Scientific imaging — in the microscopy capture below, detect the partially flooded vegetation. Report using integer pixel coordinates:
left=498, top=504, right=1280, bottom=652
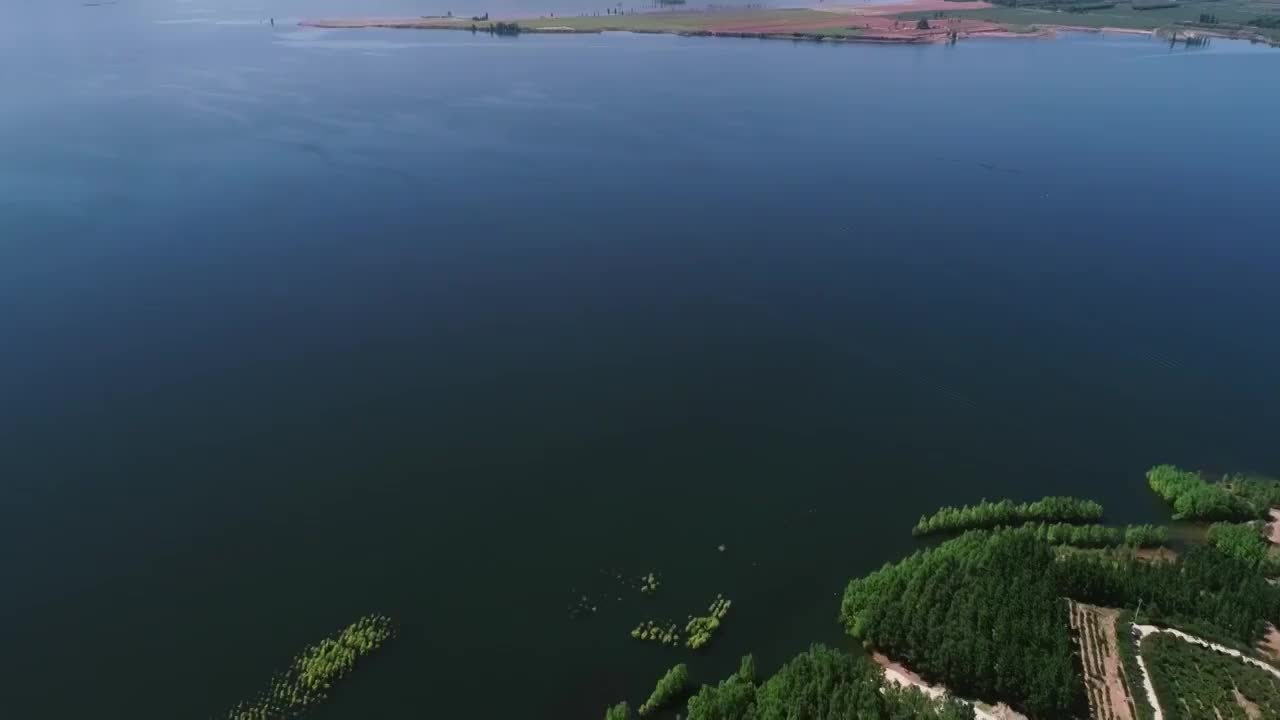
left=912, top=496, right=1104, bottom=536
left=224, top=614, right=395, bottom=720
left=685, top=595, right=731, bottom=650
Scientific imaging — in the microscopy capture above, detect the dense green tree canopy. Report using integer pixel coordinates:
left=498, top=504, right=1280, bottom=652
left=1054, top=542, right=1280, bottom=645
left=1014, top=522, right=1167, bottom=548
left=913, top=496, right=1103, bottom=536
left=1206, top=522, right=1276, bottom=573
left=1144, top=633, right=1280, bottom=720
left=1146, top=464, right=1259, bottom=521
left=683, top=647, right=972, bottom=720
left=639, top=664, right=688, bottom=716
left=842, top=531, right=1083, bottom=718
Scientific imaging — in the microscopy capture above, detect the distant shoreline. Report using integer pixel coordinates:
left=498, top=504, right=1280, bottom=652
left=298, top=7, right=1044, bottom=45
left=298, top=3, right=1279, bottom=47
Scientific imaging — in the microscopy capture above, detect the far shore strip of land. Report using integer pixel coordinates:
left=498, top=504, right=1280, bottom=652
left=299, top=5, right=1044, bottom=45
left=299, top=0, right=1280, bottom=47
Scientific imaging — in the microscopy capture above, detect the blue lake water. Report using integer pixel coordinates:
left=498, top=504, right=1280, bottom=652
left=2, top=1, right=1279, bottom=717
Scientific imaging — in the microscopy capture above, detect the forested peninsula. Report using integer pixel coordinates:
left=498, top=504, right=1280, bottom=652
left=601, top=464, right=1280, bottom=720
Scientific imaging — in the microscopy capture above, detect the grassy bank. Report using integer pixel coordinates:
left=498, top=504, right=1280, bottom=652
left=901, top=0, right=1280, bottom=39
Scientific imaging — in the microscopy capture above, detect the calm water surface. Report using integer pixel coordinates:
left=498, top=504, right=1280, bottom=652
left=2, top=1, right=1279, bottom=717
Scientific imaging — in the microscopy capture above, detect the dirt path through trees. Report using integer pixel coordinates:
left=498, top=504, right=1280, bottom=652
left=872, top=653, right=1026, bottom=720
left=1134, top=625, right=1280, bottom=680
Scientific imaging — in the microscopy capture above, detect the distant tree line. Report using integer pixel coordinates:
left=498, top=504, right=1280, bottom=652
left=912, top=496, right=1104, bottom=536
left=986, top=0, right=1114, bottom=9
left=1248, top=16, right=1280, bottom=28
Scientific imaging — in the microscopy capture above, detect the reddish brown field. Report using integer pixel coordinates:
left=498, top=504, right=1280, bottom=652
left=840, top=0, right=993, bottom=14
left=708, top=13, right=1006, bottom=41
left=1070, top=601, right=1139, bottom=720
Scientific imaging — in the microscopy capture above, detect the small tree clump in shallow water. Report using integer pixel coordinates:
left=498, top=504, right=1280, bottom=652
left=686, top=595, right=731, bottom=650
left=639, top=572, right=660, bottom=594
left=632, top=620, right=681, bottom=646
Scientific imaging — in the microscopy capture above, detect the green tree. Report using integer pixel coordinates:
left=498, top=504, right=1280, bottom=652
left=842, top=531, right=1084, bottom=717
left=639, top=664, right=689, bottom=715
left=1146, top=464, right=1258, bottom=521
left=1205, top=522, right=1275, bottom=573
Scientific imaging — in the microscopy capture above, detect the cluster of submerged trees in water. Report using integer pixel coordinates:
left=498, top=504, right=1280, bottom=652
left=225, top=614, right=394, bottom=720
left=631, top=595, right=733, bottom=650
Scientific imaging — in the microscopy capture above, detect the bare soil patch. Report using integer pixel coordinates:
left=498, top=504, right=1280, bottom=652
left=1233, top=686, right=1262, bottom=720
left=1071, top=601, right=1137, bottom=720
left=1137, top=547, right=1179, bottom=564
left=1256, top=623, right=1280, bottom=665
left=834, top=0, right=993, bottom=14
left=871, top=652, right=1026, bottom=720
